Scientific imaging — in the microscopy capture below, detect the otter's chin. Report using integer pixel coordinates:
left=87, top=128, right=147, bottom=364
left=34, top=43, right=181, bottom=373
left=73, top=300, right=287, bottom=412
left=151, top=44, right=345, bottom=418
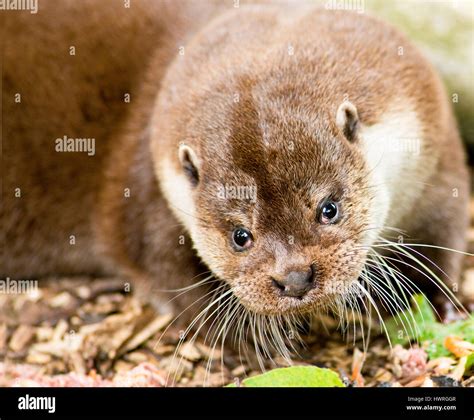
left=232, top=289, right=327, bottom=317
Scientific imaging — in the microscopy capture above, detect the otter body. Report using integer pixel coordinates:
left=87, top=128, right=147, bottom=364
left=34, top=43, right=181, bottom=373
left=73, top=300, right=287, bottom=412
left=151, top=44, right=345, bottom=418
left=2, top=1, right=470, bottom=321
left=2, top=0, right=221, bottom=283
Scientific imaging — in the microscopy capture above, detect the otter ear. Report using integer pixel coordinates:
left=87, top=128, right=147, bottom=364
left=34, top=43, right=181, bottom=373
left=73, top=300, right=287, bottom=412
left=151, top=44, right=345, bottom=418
left=178, top=144, right=200, bottom=186
left=336, top=101, right=359, bottom=142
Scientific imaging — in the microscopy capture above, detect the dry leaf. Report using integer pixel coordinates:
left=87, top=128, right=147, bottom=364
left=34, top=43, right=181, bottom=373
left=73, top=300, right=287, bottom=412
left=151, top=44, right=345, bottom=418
left=444, top=336, right=474, bottom=358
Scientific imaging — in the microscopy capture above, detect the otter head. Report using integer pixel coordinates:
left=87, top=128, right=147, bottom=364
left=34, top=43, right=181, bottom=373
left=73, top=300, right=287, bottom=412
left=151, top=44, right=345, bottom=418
left=153, top=80, right=386, bottom=317
left=151, top=10, right=388, bottom=317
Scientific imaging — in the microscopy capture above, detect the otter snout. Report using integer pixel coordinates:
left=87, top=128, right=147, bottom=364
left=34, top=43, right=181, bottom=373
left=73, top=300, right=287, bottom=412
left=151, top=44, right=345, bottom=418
left=271, top=265, right=315, bottom=298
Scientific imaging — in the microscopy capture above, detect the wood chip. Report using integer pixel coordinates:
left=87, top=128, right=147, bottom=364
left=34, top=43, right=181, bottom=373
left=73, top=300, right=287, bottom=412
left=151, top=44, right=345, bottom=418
left=421, top=378, right=435, bottom=387
left=178, top=342, right=202, bottom=362
left=113, top=363, right=166, bottom=387
left=202, top=372, right=229, bottom=387
left=427, top=357, right=456, bottom=375
left=124, top=350, right=149, bottom=364
left=195, top=342, right=222, bottom=361
left=75, top=285, right=92, bottom=300
left=35, top=326, right=54, bottom=342
left=80, top=294, right=124, bottom=317
left=68, top=351, right=87, bottom=374
left=462, top=376, right=474, bottom=387
left=70, top=316, right=82, bottom=327
left=273, top=356, right=294, bottom=367
left=26, top=351, right=52, bottom=364
left=84, top=322, right=135, bottom=360
left=31, top=340, right=80, bottom=358
left=46, top=360, right=67, bottom=374
left=114, top=359, right=134, bottom=373
left=403, top=374, right=427, bottom=387
left=450, top=356, right=468, bottom=381
left=52, top=319, right=69, bottom=341
left=231, top=365, right=247, bottom=377
left=9, top=325, right=35, bottom=352
left=50, top=292, right=75, bottom=308
left=0, top=323, right=8, bottom=353
left=374, top=368, right=393, bottom=383
left=147, top=343, right=175, bottom=356
left=26, top=288, right=43, bottom=302
left=159, top=356, right=193, bottom=381
left=118, top=314, right=172, bottom=357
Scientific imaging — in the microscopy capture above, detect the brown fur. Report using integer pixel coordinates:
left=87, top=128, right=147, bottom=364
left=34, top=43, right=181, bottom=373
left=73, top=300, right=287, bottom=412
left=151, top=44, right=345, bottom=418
left=2, top=1, right=470, bottom=322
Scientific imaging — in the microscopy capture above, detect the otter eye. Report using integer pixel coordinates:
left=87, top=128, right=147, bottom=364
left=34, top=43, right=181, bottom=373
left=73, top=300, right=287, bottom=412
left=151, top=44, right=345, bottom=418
left=232, top=227, right=254, bottom=251
left=319, top=200, right=339, bottom=224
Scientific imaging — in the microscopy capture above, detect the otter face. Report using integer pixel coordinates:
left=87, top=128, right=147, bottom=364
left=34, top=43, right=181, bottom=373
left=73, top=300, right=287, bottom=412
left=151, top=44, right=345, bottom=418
left=155, top=86, right=383, bottom=316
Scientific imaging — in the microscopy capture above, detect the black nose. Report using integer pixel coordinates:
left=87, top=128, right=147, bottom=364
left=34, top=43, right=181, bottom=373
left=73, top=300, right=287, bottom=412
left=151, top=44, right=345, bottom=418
left=272, top=266, right=315, bottom=298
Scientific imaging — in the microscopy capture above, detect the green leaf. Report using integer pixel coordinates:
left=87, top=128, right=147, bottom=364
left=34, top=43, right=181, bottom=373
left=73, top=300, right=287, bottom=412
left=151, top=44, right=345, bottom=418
left=386, top=294, right=474, bottom=359
left=227, top=366, right=344, bottom=388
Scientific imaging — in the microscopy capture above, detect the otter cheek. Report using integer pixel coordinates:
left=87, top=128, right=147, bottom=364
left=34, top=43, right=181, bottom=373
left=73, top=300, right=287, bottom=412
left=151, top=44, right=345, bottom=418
left=321, top=245, right=366, bottom=297
left=227, top=266, right=274, bottom=314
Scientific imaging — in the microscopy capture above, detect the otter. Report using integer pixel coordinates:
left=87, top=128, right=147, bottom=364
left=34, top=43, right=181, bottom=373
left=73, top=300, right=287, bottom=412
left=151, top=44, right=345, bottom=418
left=2, top=0, right=471, bottom=350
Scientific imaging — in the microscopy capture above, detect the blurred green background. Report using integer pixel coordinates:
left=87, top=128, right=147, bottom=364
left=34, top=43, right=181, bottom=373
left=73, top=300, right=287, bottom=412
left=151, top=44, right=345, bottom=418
left=315, top=0, right=474, bottom=162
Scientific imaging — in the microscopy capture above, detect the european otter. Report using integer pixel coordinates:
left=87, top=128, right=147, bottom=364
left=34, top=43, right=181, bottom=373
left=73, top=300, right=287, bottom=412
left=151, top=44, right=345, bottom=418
left=2, top=1, right=470, bottom=356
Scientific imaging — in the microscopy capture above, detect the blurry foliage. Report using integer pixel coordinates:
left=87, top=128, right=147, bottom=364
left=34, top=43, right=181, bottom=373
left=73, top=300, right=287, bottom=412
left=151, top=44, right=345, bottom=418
left=386, top=294, right=474, bottom=359
left=315, top=0, right=474, bottom=155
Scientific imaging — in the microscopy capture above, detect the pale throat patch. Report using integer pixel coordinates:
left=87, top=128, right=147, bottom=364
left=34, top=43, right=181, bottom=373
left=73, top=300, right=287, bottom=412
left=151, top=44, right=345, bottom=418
left=360, top=100, right=425, bottom=236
